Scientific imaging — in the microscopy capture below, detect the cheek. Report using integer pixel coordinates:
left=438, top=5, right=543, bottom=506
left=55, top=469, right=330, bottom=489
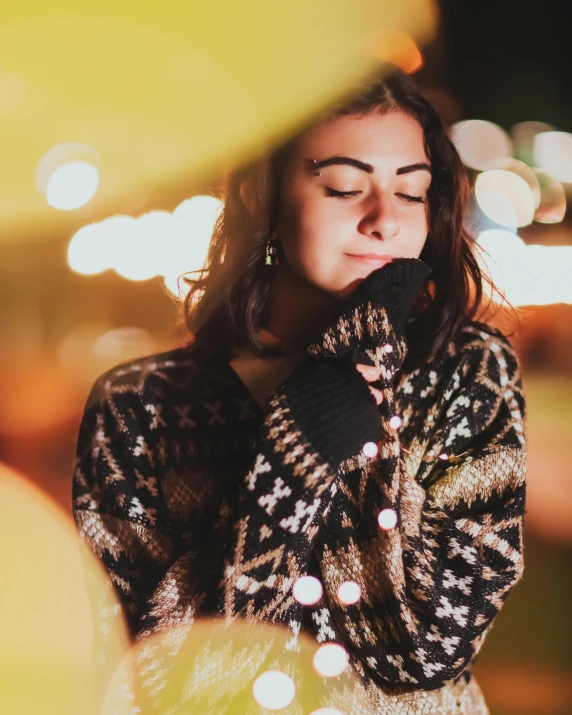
left=279, top=193, right=348, bottom=272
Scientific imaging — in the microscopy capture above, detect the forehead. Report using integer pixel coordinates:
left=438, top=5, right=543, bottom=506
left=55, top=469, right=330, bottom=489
left=292, top=110, right=428, bottom=168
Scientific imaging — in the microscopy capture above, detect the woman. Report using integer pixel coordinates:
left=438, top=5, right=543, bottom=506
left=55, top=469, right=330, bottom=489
left=72, top=64, right=526, bottom=714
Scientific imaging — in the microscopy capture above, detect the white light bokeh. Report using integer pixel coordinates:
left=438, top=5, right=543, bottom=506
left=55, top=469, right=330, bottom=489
left=337, top=581, right=362, bottom=606
left=46, top=161, right=99, bottom=210
left=533, top=168, right=566, bottom=224
left=533, top=131, right=572, bottom=183
left=67, top=223, right=111, bottom=275
left=388, top=415, right=402, bottom=430
left=362, top=441, right=378, bottom=458
left=114, top=211, right=171, bottom=281
left=312, top=643, right=349, bottom=678
left=476, top=229, right=572, bottom=306
left=475, top=169, right=535, bottom=227
left=252, top=670, right=296, bottom=710
left=308, top=709, right=346, bottom=715
left=451, top=120, right=512, bottom=171
left=293, top=575, right=323, bottom=606
left=378, top=508, right=398, bottom=531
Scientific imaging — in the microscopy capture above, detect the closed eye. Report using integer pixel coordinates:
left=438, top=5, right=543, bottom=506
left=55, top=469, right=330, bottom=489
left=325, top=187, right=426, bottom=204
left=325, top=187, right=361, bottom=199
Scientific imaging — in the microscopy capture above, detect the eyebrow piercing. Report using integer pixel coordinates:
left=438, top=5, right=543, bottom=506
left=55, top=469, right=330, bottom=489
left=311, top=158, right=322, bottom=176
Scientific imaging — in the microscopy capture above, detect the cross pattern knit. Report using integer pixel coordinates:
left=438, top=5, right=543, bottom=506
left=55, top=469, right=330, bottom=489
left=72, top=300, right=526, bottom=714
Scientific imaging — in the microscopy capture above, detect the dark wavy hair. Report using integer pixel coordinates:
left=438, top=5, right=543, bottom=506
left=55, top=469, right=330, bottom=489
left=180, top=62, right=517, bottom=373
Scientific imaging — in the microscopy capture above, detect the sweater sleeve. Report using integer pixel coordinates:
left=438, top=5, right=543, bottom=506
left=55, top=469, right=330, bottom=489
left=312, top=331, right=527, bottom=692
left=213, top=258, right=430, bottom=631
left=72, top=371, right=177, bottom=673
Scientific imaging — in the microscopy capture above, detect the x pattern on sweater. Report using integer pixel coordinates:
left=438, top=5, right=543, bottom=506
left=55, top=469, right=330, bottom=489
left=72, top=316, right=526, bottom=715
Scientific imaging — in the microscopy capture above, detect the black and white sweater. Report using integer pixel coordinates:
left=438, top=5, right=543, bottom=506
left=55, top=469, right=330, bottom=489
left=72, top=260, right=526, bottom=715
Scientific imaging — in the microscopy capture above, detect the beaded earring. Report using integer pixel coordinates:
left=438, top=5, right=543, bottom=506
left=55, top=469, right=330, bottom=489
left=265, top=236, right=280, bottom=266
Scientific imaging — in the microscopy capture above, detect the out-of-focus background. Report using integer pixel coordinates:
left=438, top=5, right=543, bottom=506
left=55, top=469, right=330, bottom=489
left=0, top=1, right=571, bottom=714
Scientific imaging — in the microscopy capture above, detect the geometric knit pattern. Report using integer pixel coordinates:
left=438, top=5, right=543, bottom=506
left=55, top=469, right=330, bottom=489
left=72, top=306, right=526, bottom=715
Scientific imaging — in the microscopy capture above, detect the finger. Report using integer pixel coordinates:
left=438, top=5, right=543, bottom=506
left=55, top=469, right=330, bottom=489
left=355, top=363, right=380, bottom=382
left=369, top=386, right=383, bottom=405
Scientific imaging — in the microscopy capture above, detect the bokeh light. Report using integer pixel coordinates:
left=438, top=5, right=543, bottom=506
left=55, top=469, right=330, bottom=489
left=252, top=669, right=296, bottom=710
left=312, top=643, right=349, bottom=678
left=0, top=465, right=130, bottom=715
left=46, top=161, right=99, bottom=210
left=533, top=168, right=566, bottom=223
left=362, top=441, right=379, bottom=458
left=533, top=131, right=572, bottom=183
left=451, top=120, right=512, bottom=171
left=293, top=575, right=323, bottom=606
left=337, top=581, right=362, bottom=606
left=378, top=508, right=398, bottom=531
left=475, top=169, right=536, bottom=227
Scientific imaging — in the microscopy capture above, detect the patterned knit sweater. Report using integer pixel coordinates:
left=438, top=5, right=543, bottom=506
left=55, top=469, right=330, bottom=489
left=72, top=265, right=527, bottom=715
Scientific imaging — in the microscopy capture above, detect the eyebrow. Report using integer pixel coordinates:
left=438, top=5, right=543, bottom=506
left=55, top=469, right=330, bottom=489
left=305, top=156, right=432, bottom=176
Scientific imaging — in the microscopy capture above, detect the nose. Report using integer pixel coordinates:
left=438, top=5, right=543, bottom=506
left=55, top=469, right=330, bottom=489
left=358, top=191, right=400, bottom=240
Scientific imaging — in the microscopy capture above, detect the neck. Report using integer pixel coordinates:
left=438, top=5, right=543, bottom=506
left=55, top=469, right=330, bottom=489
left=262, top=261, right=342, bottom=351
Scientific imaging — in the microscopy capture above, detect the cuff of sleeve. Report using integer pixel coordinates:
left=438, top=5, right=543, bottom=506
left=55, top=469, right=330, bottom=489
left=283, top=358, right=383, bottom=470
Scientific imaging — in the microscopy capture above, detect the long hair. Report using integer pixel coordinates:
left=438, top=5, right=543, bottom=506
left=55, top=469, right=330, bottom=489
left=181, top=62, right=517, bottom=372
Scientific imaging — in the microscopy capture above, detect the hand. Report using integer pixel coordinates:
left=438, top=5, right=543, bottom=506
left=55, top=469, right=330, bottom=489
left=355, top=363, right=383, bottom=405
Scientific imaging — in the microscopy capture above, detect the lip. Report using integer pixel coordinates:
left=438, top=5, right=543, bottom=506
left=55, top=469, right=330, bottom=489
left=345, top=253, right=394, bottom=264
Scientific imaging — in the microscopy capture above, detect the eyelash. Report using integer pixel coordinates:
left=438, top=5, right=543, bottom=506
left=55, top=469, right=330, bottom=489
left=324, top=187, right=426, bottom=203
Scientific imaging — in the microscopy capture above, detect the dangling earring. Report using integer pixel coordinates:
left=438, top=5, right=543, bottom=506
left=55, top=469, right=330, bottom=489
left=265, top=235, right=280, bottom=266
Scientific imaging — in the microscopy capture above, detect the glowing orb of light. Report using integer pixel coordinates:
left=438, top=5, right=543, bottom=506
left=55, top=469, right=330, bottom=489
left=533, top=131, right=572, bottom=183
left=337, top=581, right=362, bottom=606
left=362, top=441, right=378, bottom=458
left=389, top=415, right=402, bottom=429
left=378, top=508, right=398, bottom=531
left=46, top=161, right=99, bottom=210
left=451, top=120, right=512, bottom=171
left=252, top=670, right=296, bottom=710
left=475, top=169, right=535, bottom=227
left=293, top=576, right=323, bottom=606
left=312, top=643, right=349, bottom=678
left=67, top=222, right=110, bottom=275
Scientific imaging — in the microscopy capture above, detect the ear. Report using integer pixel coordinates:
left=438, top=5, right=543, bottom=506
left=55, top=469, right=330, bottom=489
left=239, top=177, right=257, bottom=218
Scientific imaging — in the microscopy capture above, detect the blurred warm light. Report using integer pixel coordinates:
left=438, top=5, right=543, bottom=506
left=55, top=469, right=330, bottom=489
left=511, top=120, right=553, bottom=165
left=93, top=327, right=154, bottom=361
left=35, top=142, right=100, bottom=194
left=309, top=709, right=346, bottom=715
left=368, top=30, right=424, bottom=73
left=389, top=415, right=402, bottom=429
left=533, top=131, right=572, bottom=183
left=533, top=169, right=566, bottom=223
left=46, top=161, right=99, bottom=210
left=475, top=169, right=535, bottom=227
left=476, top=229, right=528, bottom=305
left=451, top=120, right=512, bottom=171
left=293, top=575, right=323, bottom=606
left=362, top=441, right=378, bottom=458
left=476, top=229, right=572, bottom=306
left=69, top=195, right=221, bottom=291
left=0, top=465, right=130, bottom=715
left=163, top=195, right=222, bottom=296
left=252, top=670, right=296, bottom=710
left=67, top=223, right=110, bottom=275
left=0, top=0, right=436, bottom=231
left=487, top=158, right=541, bottom=208
left=313, top=643, right=349, bottom=678
left=337, top=581, right=362, bottom=606
left=378, top=508, right=398, bottom=531
left=112, top=211, right=168, bottom=281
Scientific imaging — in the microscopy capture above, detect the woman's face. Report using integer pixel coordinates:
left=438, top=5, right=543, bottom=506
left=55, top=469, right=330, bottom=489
left=276, top=110, right=432, bottom=298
